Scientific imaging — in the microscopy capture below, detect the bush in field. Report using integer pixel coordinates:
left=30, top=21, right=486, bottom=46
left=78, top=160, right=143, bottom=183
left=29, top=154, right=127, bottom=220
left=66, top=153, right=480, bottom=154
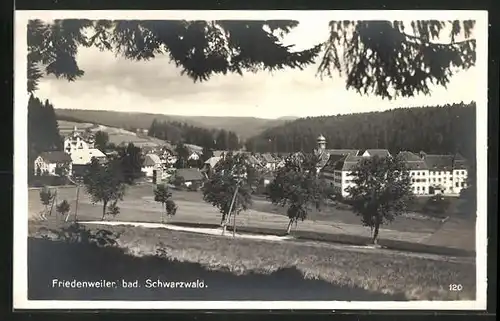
left=39, top=186, right=54, bottom=219
left=56, top=199, right=71, bottom=220
left=267, top=154, right=327, bottom=234
left=154, top=184, right=177, bottom=223
left=347, top=155, right=413, bottom=245
left=172, top=175, right=185, bottom=190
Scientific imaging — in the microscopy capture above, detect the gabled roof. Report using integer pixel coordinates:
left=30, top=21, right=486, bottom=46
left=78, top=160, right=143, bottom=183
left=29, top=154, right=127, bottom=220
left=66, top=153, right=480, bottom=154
left=322, top=154, right=347, bottom=172
left=175, top=168, right=205, bottom=181
left=398, top=151, right=429, bottom=170
left=423, top=155, right=454, bottom=171
left=204, top=156, right=221, bottom=168
left=335, top=155, right=365, bottom=171
left=143, top=154, right=162, bottom=166
left=363, top=149, right=391, bottom=157
left=261, top=153, right=276, bottom=163
left=213, top=150, right=225, bottom=157
left=325, top=149, right=359, bottom=156
left=38, top=151, right=72, bottom=163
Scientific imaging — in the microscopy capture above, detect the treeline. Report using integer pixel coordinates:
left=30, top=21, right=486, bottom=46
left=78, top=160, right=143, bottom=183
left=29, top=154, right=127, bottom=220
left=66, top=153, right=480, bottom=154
left=148, top=119, right=240, bottom=151
left=28, top=95, right=63, bottom=177
left=245, top=102, right=476, bottom=160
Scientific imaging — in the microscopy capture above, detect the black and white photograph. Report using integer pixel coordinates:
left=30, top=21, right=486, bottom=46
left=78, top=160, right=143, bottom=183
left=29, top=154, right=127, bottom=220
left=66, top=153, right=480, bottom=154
left=14, top=10, right=488, bottom=310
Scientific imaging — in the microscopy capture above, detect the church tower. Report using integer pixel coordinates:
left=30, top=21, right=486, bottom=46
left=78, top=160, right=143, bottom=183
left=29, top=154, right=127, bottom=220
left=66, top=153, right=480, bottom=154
left=317, top=134, right=326, bottom=151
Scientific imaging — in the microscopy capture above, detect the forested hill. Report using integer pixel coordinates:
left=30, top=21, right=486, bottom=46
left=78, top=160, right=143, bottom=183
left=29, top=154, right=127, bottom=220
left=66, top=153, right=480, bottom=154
left=245, top=102, right=476, bottom=160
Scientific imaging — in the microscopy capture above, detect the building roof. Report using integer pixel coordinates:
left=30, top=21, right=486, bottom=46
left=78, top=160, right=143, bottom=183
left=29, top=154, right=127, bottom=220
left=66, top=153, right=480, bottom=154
left=261, top=153, right=276, bottom=163
left=321, top=154, right=347, bottom=172
left=175, top=168, right=205, bottom=181
left=317, top=134, right=326, bottom=142
left=204, top=156, right=221, bottom=168
left=423, top=155, right=455, bottom=171
left=325, top=149, right=359, bottom=156
left=213, top=150, right=225, bottom=157
left=70, top=148, right=107, bottom=165
left=398, top=151, right=429, bottom=170
left=39, top=151, right=72, bottom=163
left=184, top=144, right=203, bottom=153
left=335, top=155, right=366, bottom=171
left=143, top=154, right=162, bottom=166
left=363, top=149, right=391, bottom=157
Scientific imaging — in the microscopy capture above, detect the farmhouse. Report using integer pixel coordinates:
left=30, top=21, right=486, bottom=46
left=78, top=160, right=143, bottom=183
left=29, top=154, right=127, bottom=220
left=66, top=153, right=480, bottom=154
left=174, top=168, right=205, bottom=188
left=64, top=126, right=94, bottom=154
left=261, top=153, right=277, bottom=171
left=142, top=153, right=163, bottom=180
left=70, top=148, right=107, bottom=165
left=34, top=151, right=72, bottom=177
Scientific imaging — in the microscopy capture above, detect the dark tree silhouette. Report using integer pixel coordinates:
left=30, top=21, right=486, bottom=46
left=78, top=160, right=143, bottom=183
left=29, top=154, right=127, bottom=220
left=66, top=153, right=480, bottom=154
left=94, top=130, right=109, bottom=151
left=267, top=154, right=327, bottom=234
left=27, top=19, right=475, bottom=99
left=346, top=155, right=413, bottom=245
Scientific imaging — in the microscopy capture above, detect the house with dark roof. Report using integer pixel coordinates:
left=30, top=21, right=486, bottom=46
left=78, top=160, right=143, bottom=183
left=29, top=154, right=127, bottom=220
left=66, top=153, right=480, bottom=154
left=34, top=151, right=73, bottom=177
left=261, top=153, right=278, bottom=171
left=141, top=154, right=163, bottom=181
left=173, top=168, right=206, bottom=189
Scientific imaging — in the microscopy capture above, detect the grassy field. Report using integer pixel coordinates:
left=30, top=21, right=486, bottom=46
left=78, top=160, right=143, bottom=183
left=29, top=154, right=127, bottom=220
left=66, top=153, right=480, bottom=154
left=29, top=220, right=476, bottom=301
left=27, top=184, right=476, bottom=253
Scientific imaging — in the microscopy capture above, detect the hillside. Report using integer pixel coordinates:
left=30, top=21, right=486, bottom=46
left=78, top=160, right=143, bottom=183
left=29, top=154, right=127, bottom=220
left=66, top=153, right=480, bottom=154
left=54, top=109, right=291, bottom=140
left=245, top=102, right=476, bottom=161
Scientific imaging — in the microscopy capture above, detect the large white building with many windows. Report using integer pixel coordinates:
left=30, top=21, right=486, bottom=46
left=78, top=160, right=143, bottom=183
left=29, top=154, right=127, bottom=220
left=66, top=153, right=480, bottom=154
left=317, top=135, right=469, bottom=198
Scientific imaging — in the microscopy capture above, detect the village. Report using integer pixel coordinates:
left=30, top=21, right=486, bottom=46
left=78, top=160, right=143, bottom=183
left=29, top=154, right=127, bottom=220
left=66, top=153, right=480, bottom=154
left=33, top=123, right=470, bottom=199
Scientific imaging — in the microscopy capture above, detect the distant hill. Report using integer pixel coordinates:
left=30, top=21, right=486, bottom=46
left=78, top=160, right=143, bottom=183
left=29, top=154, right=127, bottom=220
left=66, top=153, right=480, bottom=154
left=245, top=102, right=476, bottom=161
left=54, top=109, right=292, bottom=140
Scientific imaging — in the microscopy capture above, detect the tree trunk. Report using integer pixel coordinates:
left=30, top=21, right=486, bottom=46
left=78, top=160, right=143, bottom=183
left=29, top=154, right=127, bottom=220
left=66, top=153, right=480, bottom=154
left=372, top=223, right=380, bottom=245
left=232, top=211, right=237, bottom=237
left=286, top=219, right=293, bottom=234
left=101, top=201, right=108, bottom=221
left=161, top=203, right=164, bottom=224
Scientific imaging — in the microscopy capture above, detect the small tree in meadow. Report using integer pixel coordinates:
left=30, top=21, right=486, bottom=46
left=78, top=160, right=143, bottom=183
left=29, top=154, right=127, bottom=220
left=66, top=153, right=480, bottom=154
left=347, top=155, right=413, bottom=245
left=39, top=186, right=54, bottom=219
left=56, top=199, right=71, bottom=221
left=83, top=158, right=127, bottom=220
left=267, top=154, right=327, bottom=234
left=154, top=184, right=177, bottom=223
left=202, top=153, right=254, bottom=235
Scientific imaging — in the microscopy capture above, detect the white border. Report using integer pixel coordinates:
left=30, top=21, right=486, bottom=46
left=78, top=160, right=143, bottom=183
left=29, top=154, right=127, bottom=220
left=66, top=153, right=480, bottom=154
left=13, top=10, right=489, bottom=310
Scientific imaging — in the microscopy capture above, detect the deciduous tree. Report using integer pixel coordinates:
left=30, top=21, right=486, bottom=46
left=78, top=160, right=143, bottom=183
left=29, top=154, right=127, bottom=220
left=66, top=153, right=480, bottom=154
left=347, top=155, right=413, bottom=245
left=267, top=154, right=327, bottom=234
left=154, top=184, right=177, bottom=223
left=39, top=186, right=54, bottom=219
left=115, top=143, right=145, bottom=184
left=56, top=199, right=71, bottom=221
left=83, top=158, right=127, bottom=220
left=202, top=153, right=254, bottom=235
left=94, top=130, right=110, bottom=151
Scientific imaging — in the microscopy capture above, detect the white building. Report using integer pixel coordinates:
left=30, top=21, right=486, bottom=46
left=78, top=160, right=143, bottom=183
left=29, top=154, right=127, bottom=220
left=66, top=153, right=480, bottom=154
left=398, top=151, right=430, bottom=195
left=70, top=148, right=107, bottom=165
left=63, top=126, right=94, bottom=155
left=142, top=153, right=163, bottom=179
left=34, top=151, right=73, bottom=176
left=423, top=153, right=468, bottom=195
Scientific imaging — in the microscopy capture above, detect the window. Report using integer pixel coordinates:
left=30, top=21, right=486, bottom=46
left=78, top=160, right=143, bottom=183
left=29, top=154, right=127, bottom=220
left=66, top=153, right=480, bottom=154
left=411, top=172, right=415, bottom=176
left=422, top=187, right=426, bottom=193
left=417, top=172, right=420, bottom=176
left=412, top=178, right=415, bottom=183
left=455, top=182, right=459, bottom=187
left=438, top=178, right=441, bottom=182
left=417, top=186, right=420, bottom=191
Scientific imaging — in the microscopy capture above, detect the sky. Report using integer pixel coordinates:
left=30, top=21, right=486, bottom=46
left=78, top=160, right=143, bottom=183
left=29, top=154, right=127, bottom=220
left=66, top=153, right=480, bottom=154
left=35, top=19, right=478, bottom=119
